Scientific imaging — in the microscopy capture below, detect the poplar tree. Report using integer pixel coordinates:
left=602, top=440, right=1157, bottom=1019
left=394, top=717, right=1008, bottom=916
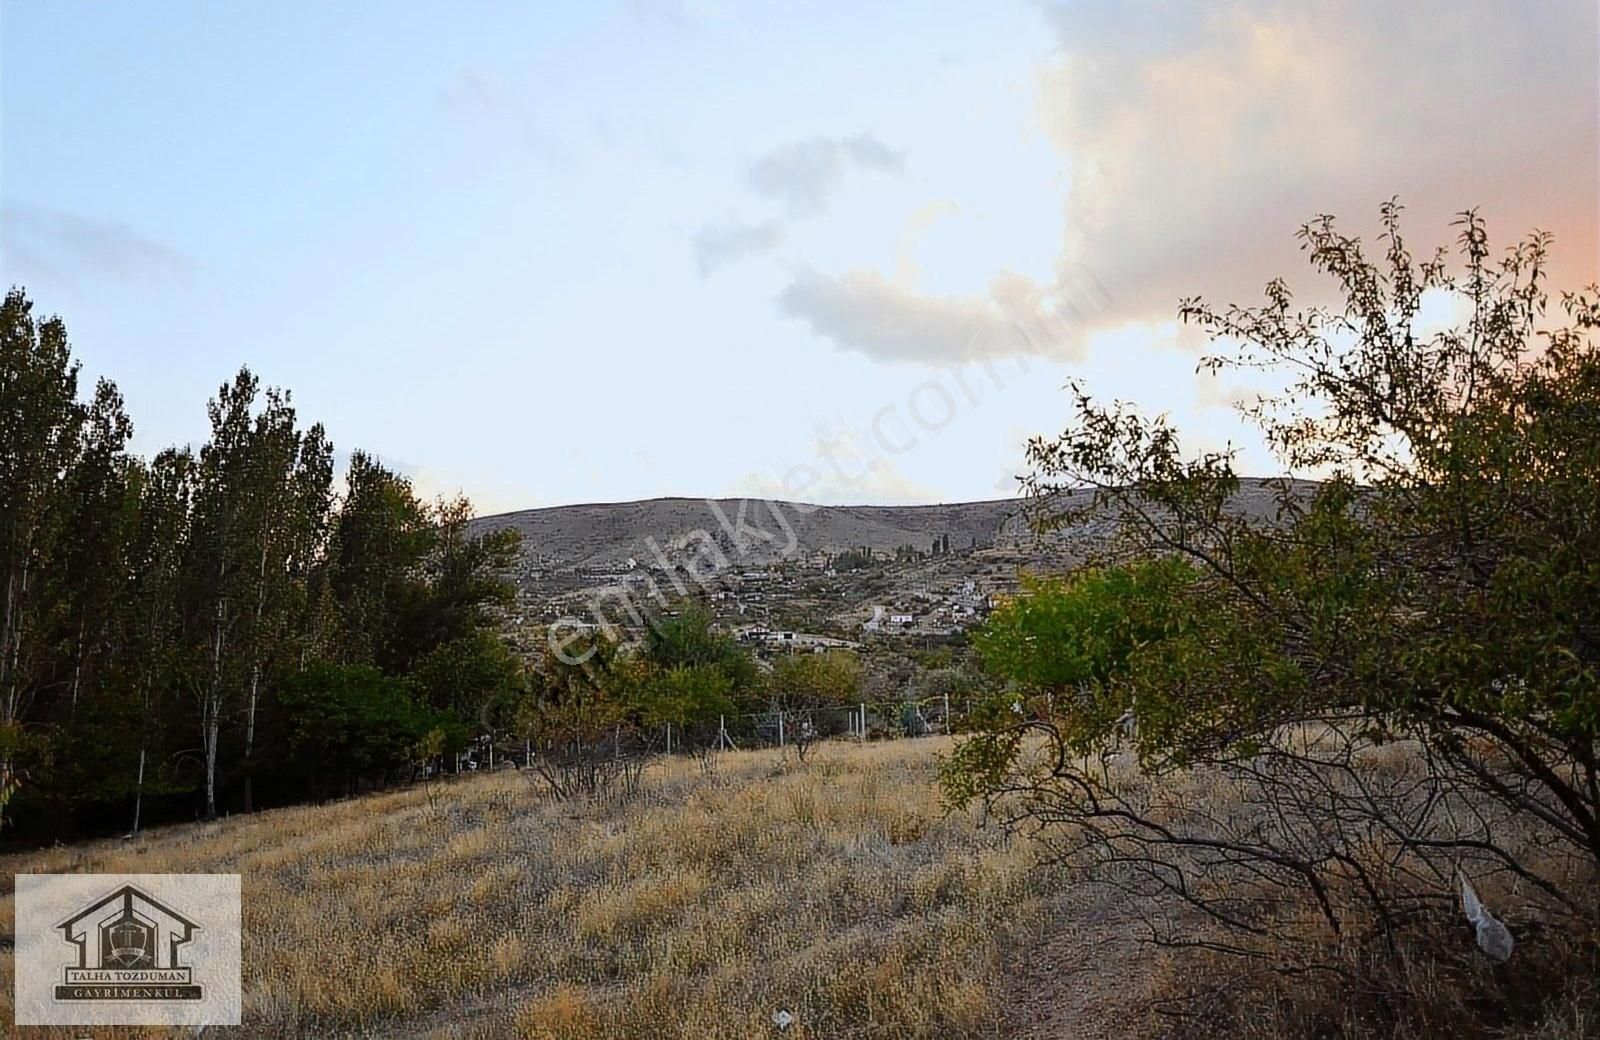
left=0, top=290, right=84, bottom=826
left=123, top=448, right=193, bottom=833
left=183, top=369, right=261, bottom=820
left=54, top=380, right=137, bottom=716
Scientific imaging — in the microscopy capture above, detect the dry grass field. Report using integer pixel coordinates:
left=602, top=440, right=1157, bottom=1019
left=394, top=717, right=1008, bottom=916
left=0, top=738, right=1082, bottom=1039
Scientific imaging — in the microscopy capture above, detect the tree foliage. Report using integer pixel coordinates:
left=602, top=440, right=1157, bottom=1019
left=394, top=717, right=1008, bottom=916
left=945, top=205, right=1600, bottom=1029
left=0, top=288, right=520, bottom=842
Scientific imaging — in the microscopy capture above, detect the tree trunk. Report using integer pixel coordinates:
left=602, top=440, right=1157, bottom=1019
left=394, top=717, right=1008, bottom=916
left=243, top=662, right=260, bottom=813
left=69, top=615, right=86, bottom=714
left=131, top=746, right=146, bottom=834
left=0, top=558, right=29, bottom=833
left=205, top=596, right=225, bottom=821
left=242, top=542, right=270, bottom=814
left=204, top=706, right=219, bottom=820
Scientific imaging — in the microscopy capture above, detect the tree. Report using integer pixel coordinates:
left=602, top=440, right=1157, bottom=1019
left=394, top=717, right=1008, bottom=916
left=946, top=205, right=1600, bottom=1030
left=636, top=664, right=736, bottom=737
left=326, top=452, right=433, bottom=668
left=53, top=380, right=137, bottom=717
left=237, top=408, right=333, bottom=812
left=122, top=449, right=194, bottom=833
left=181, top=369, right=257, bottom=819
left=971, top=560, right=1194, bottom=717
left=641, top=603, right=756, bottom=702
left=768, top=650, right=860, bottom=759
left=276, top=662, right=438, bottom=798
left=182, top=370, right=329, bottom=818
left=409, top=628, right=523, bottom=734
left=518, top=633, right=647, bottom=799
left=0, top=290, right=85, bottom=829
left=397, top=494, right=518, bottom=670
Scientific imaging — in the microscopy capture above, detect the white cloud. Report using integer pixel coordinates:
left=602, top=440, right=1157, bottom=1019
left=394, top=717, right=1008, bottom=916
left=778, top=265, right=1108, bottom=364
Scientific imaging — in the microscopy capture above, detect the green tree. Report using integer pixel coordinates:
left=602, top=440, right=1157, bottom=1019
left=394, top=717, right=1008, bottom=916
left=0, top=290, right=85, bottom=828
left=400, top=494, right=518, bottom=669
left=182, top=369, right=259, bottom=819
left=635, top=664, right=736, bottom=736
left=52, top=379, right=137, bottom=717
left=766, top=650, right=861, bottom=758
left=768, top=650, right=861, bottom=714
left=326, top=452, right=433, bottom=668
left=182, top=370, right=328, bottom=818
left=409, top=628, right=523, bottom=733
left=518, top=632, right=647, bottom=798
left=237, top=403, right=333, bottom=812
left=122, top=449, right=194, bottom=833
left=969, top=560, right=1195, bottom=735
left=0, top=289, right=529, bottom=839
left=276, top=662, right=437, bottom=798
left=947, top=205, right=1600, bottom=1023
left=641, top=603, right=756, bottom=701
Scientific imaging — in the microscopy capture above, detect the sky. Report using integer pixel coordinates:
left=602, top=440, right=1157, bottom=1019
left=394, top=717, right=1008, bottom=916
left=3, top=1, right=1597, bottom=514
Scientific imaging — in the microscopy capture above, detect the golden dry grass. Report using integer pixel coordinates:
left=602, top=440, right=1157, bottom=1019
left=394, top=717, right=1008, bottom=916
left=0, top=738, right=1067, bottom=1039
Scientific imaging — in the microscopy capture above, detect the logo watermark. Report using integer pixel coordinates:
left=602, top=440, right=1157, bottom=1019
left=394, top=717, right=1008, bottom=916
left=13, top=873, right=241, bottom=1026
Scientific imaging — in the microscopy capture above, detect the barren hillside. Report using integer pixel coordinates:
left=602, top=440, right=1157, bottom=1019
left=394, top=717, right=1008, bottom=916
left=468, top=480, right=1308, bottom=574
left=468, top=497, right=1031, bottom=569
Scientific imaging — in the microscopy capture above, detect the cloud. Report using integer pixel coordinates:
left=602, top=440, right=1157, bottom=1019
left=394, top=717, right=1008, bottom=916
left=747, top=133, right=906, bottom=214
left=1, top=205, right=189, bottom=285
left=778, top=265, right=1108, bottom=364
left=1032, top=0, right=1599, bottom=323
left=689, top=132, right=904, bottom=275
left=692, top=218, right=784, bottom=276
left=777, top=2, right=1596, bottom=368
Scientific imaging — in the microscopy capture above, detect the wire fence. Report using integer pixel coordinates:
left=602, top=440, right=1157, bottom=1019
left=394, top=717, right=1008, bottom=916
left=451, top=695, right=969, bottom=775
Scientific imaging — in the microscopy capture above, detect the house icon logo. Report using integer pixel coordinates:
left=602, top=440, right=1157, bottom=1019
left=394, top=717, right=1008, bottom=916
left=54, top=884, right=203, bottom=1002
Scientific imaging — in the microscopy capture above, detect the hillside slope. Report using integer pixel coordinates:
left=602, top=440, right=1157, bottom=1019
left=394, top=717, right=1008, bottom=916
left=468, top=480, right=1307, bottom=572
left=468, top=496, right=1036, bottom=569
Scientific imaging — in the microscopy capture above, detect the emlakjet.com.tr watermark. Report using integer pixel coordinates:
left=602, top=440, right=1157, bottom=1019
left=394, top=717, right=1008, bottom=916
left=13, top=873, right=241, bottom=1027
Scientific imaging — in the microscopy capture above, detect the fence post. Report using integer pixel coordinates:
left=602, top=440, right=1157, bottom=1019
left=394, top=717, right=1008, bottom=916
left=859, top=703, right=867, bottom=742
left=778, top=712, right=785, bottom=748
left=666, top=722, right=672, bottom=756
left=944, top=692, right=951, bottom=734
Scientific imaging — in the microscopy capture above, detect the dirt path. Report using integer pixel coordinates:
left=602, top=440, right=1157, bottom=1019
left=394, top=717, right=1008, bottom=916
left=1001, top=884, right=1160, bottom=1040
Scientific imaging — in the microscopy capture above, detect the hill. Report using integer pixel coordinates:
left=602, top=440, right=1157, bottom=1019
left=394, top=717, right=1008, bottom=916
left=467, top=482, right=1311, bottom=636
left=468, top=496, right=1032, bottom=570
left=468, top=480, right=1306, bottom=570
